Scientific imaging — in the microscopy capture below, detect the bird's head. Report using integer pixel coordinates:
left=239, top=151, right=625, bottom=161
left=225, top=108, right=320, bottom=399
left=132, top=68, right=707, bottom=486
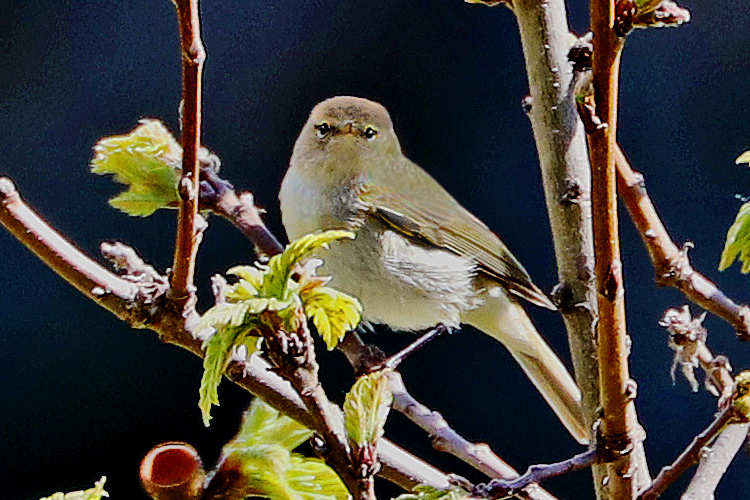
left=290, top=96, right=402, bottom=183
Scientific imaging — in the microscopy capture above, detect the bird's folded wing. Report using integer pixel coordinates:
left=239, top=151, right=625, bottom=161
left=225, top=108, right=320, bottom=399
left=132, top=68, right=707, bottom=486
left=357, top=183, right=555, bottom=309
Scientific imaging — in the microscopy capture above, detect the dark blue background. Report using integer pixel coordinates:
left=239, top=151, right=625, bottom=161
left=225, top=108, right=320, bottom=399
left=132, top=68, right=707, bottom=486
left=2, top=1, right=750, bottom=498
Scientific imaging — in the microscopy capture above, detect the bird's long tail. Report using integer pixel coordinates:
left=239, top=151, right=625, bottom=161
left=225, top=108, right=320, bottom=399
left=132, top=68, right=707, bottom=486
left=464, top=287, right=589, bottom=444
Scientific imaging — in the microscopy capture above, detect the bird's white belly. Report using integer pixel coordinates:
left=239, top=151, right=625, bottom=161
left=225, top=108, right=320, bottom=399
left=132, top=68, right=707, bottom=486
left=280, top=171, right=478, bottom=331
left=320, top=223, right=478, bottom=331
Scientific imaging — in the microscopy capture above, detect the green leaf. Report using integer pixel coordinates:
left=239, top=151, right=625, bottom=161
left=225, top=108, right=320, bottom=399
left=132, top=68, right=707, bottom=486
left=91, top=119, right=181, bottom=216
left=343, top=370, right=393, bottom=449
left=38, top=477, right=108, bottom=500
left=287, top=455, right=350, bottom=500
left=303, top=287, right=362, bottom=350
left=226, top=398, right=313, bottom=451
left=219, top=399, right=348, bottom=500
left=263, top=230, right=355, bottom=298
left=199, top=325, right=245, bottom=426
left=720, top=201, right=750, bottom=272
left=395, top=485, right=470, bottom=500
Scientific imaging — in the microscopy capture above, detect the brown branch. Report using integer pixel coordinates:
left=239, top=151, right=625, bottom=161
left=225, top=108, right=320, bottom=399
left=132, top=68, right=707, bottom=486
left=511, top=0, right=600, bottom=435
left=0, top=176, right=451, bottom=493
left=589, top=1, right=648, bottom=497
left=198, top=167, right=283, bottom=257
left=615, top=146, right=750, bottom=340
left=636, top=406, right=741, bottom=500
left=259, top=311, right=373, bottom=500
left=472, top=448, right=601, bottom=499
left=170, top=0, right=206, bottom=301
left=387, top=371, right=559, bottom=500
left=658, top=305, right=746, bottom=499
left=0, top=178, right=140, bottom=319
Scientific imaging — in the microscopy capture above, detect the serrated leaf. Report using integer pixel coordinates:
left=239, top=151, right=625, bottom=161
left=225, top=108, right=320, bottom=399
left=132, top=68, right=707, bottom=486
left=395, top=485, right=470, bottom=500
left=303, top=287, right=362, bottom=350
left=91, top=119, right=181, bottom=216
left=226, top=399, right=313, bottom=451
left=263, top=231, right=355, bottom=298
left=719, top=201, right=750, bottom=272
left=39, top=477, right=108, bottom=500
left=199, top=325, right=245, bottom=426
left=344, top=371, right=393, bottom=449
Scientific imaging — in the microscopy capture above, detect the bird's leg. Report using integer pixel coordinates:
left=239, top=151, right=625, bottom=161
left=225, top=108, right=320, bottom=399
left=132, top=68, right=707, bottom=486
left=369, top=324, right=451, bottom=372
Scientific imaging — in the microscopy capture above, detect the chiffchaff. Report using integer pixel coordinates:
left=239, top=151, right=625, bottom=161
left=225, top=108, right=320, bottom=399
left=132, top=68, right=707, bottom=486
left=280, top=96, right=587, bottom=443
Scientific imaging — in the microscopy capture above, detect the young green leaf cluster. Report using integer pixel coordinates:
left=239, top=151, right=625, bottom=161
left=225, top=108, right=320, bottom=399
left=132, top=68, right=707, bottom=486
left=38, top=477, right=108, bottom=500
left=198, top=230, right=363, bottom=425
left=344, top=370, right=393, bottom=450
left=220, top=399, right=349, bottom=500
left=720, top=151, right=750, bottom=272
left=90, top=120, right=182, bottom=216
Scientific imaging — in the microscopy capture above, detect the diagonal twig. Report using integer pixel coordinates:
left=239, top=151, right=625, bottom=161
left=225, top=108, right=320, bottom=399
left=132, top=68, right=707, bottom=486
left=0, top=175, right=451, bottom=493
left=636, top=400, right=747, bottom=500
left=338, top=333, right=558, bottom=500
left=615, top=145, right=750, bottom=339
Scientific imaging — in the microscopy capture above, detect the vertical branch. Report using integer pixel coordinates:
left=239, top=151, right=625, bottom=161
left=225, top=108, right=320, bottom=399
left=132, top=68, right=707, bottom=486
left=511, top=0, right=604, bottom=493
left=589, top=1, right=648, bottom=497
left=513, top=0, right=599, bottom=433
left=171, top=0, right=206, bottom=300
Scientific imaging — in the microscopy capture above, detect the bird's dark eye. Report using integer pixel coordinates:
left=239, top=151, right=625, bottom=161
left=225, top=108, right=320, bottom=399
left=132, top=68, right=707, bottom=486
left=314, top=122, right=331, bottom=139
left=363, top=126, right=378, bottom=141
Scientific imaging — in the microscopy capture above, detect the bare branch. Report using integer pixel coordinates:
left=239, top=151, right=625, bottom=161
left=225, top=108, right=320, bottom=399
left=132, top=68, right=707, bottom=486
left=0, top=176, right=452, bottom=493
left=472, top=448, right=600, bottom=499
left=616, top=146, right=750, bottom=339
left=198, top=166, right=284, bottom=257
left=170, top=0, right=206, bottom=300
left=681, top=422, right=750, bottom=500
left=512, top=0, right=600, bottom=431
left=637, top=406, right=743, bottom=500
left=339, top=333, right=558, bottom=500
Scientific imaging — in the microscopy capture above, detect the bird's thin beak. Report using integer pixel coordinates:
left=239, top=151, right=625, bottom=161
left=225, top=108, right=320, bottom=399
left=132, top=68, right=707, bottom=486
left=340, top=121, right=355, bottom=135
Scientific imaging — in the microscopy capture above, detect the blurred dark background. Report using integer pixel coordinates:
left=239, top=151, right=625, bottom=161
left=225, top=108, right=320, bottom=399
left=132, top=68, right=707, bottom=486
left=2, top=1, right=750, bottom=498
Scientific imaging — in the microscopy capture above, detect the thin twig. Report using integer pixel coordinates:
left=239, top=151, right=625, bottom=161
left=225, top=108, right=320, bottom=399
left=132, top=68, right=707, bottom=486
left=636, top=406, right=739, bottom=500
left=589, top=1, right=649, bottom=496
left=388, top=371, right=559, bottom=500
left=0, top=176, right=451, bottom=493
left=659, top=305, right=747, bottom=499
left=170, top=0, right=206, bottom=300
left=615, top=146, right=750, bottom=339
left=681, top=422, right=750, bottom=500
left=473, top=448, right=600, bottom=499
left=199, top=167, right=283, bottom=257
left=339, top=334, right=558, bottom=500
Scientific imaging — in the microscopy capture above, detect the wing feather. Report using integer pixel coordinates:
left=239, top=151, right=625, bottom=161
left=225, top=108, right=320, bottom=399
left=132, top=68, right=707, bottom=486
left=358, top=183, right=555, bottom=309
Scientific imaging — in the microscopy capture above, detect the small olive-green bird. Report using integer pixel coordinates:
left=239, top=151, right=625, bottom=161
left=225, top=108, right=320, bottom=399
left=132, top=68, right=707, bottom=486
left=279, top=96, right=588, bottom=444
